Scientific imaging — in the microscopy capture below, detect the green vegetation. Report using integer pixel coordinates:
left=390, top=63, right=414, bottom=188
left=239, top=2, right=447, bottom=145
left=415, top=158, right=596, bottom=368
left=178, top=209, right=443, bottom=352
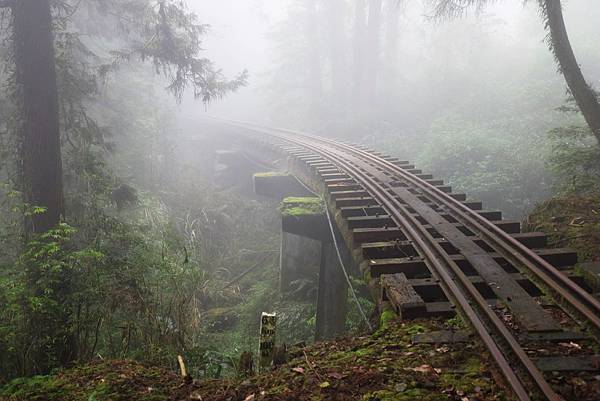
left=525, top=193, right=600, bottom=262
left=0, top=318, right=508, bottom=401
left=0, top=0, right=600, bottom=399
left=280, top=197, right=324, bottom=216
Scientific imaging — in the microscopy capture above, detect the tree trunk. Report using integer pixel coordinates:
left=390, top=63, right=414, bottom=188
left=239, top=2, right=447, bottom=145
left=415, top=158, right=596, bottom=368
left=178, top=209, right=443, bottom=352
left=352, top=0, right=367, bottom=110
left=383, top=0, right=400, bottom=84
left=365, top=0, right=383, bottom=105
left=14, top=0, right=64, bottom=234
left=544, top=0, right=600, bottom=143
left=306, top=0, right=322, bottom=112
left=327, top=0, right=347, bottom=116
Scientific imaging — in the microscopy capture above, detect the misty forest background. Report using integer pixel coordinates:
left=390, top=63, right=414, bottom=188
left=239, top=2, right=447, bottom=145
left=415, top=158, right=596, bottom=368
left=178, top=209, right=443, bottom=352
left=1, top=0, right=600, bottom=383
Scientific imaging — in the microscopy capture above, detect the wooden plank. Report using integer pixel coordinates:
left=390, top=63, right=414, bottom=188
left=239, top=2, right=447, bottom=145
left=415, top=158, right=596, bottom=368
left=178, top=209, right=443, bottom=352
left=336, top=196, right=378, bottom=208
left=424, top=302, right=456, bottom=318
left=388, top=183, right=559, bottom=332
left=407, top=274, right=543, bottom=301
left=534, top=356, right=600, bottom=372
left=525, top=331, right=589, bottom=342
left=340, top=205, right=386, bottom=218
left=346, top=215, right=395, bottom=229
left=381, top=273, right=426, bottom=319
left=352, top=227, right=407, bottom=245
left=330, top=190, right=369, bottom=200
left=326, top=183, right=362, bottom=192
left=367, top=250, right=575, bottom=279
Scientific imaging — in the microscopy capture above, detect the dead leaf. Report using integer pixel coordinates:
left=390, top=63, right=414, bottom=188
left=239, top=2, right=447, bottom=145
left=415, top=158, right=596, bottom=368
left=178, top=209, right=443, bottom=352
left=410, top=364, right=434, bottom=373
left=292, top=367, right=305, bottom=374
left=243, top=395, right=255, bottom=401
left=319, top=381, right=330, bottom=388
left=328, top=372, right=344, bottom=380
left=189, top=391, right=203, bottom=400
left=559, top=342, right=582, bottom=349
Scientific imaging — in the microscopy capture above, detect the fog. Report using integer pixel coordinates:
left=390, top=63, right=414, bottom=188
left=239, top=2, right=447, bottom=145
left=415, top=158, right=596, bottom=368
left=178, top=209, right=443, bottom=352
left=177, top=1, right=599, bottom=127
left=2, top=0, right=600, bottom=386
left=160, top=0, right=600, bottom=217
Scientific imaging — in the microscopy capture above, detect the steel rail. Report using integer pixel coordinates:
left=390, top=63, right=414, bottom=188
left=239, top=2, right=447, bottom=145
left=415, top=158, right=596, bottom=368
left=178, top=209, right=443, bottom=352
left=331, top=141, right=600, bottom=330
left=285, top=135, right=559, bottom=401
left=216, top=120, right=566, bottom=400
left=221, top=118, right=600, bottom=331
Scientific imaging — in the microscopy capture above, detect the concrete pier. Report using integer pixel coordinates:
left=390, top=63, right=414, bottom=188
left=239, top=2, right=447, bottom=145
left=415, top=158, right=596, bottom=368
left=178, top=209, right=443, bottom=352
left=314, top=238, right=349, bottom=341
left=251, top=174, right=352, bottom=341
left=279, top=197, right=349, bottom=341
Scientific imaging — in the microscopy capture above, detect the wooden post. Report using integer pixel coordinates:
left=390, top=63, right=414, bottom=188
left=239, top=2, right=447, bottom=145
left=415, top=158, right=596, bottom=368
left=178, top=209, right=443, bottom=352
left=259, top=312, right=277, bottom=372
left=177, top=355, right=188, bottom=377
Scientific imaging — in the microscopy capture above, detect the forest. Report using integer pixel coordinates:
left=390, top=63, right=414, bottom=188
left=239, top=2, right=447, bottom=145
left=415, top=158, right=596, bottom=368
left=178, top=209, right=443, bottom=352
left=0, top=1, right=599, bottom=401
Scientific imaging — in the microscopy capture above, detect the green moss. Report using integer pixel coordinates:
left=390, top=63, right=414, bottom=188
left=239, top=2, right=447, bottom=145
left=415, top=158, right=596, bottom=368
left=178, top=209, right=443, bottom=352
left=363, top=388, right=430, bottom=401
left=444, top=315, right=465, bottom=330
left=362, top=389, right=397, bottom=400
left=378, top=308, right=396, bottom=332
left=525, top=194, right=600, bottom=262
left=0, top=375, right=75, bottom=400
left=0, top=361, right=174, bottom=401
left=354, top=347, right=374, bottom=358
left=1, top=320, right=506, bottom=401
left=405, top=323, right=427, bottom=335
left=576, top=264, right=600, bottom=293
left=327, top=351, right=357, bottom=365
left=253, top=172, right=288, bottom=178
left=282, top=197, right=322, bottom=205
left=280, top=197, right=323, bottom=216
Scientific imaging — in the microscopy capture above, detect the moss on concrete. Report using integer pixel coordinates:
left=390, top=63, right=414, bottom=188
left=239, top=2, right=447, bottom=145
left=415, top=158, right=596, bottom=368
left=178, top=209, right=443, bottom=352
left=253, top=172, right=289, bottom=178
left=280, top=197, right=323, bottom=217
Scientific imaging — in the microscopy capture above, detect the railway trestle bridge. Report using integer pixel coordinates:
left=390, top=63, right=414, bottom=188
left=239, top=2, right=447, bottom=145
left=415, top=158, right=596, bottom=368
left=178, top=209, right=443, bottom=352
left=196, top=118, right=600, bottom=401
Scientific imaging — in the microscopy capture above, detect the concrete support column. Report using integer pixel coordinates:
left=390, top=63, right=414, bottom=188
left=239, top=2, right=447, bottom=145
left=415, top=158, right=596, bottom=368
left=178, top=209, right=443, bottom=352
left=280, top=231, right=321, bottom=294
left=278, top=197, right=350, bottom=341
left=315, top=240, right=349, bottom=341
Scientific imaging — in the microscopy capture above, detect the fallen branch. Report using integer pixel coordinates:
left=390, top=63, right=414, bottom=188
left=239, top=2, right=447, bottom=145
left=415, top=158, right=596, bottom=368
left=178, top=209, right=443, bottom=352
left=303, top=350, right=324, bottom=381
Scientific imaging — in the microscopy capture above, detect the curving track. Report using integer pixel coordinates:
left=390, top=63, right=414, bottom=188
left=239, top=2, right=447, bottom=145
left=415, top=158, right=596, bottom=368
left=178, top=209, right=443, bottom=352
left=212, top=118, right=600, bottom=401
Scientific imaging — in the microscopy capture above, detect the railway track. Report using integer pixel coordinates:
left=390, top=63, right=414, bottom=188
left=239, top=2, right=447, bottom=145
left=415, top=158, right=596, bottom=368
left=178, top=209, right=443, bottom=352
left=211, top=118, right=600, bottom=401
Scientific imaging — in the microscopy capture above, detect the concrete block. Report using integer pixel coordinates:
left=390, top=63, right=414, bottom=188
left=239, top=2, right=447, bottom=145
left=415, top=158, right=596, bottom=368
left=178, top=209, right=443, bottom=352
left=253, top=172, right=313, bottom=200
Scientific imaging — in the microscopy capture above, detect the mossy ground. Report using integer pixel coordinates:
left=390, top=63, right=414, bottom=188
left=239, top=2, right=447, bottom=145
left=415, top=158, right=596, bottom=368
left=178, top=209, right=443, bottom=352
left=0, top=360, right=175, bottom=401
left=280, top=197, right=323, bottom=217
left=1, top=318, right=507, bottom=401
left=525, top=193, right=600, bottom=262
